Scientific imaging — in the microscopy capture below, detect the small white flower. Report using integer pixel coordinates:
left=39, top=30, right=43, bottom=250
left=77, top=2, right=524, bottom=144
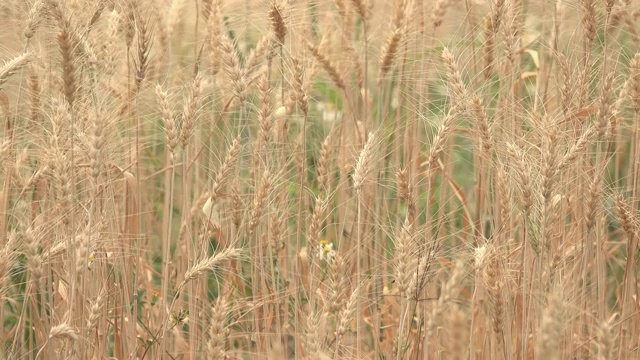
left=322, top=109, right=342, bottom=123
left=318, top=240, right=336, bottom=262
left=317, top=102, right=342, bottom=123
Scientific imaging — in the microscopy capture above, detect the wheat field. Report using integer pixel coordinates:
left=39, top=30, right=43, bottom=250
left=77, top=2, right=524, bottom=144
left=0, top=0, right=639, bottom=359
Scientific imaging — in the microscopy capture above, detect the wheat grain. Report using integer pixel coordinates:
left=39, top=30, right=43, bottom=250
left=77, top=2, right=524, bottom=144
left=307, top=41, right=346, bottom=90
left=206, top=296, right=230, bottom=360
left=177, top=248, right=243, bottom=294
left=536, top=288, right=566, bottom=360
left=352, top=132, right=376, bottom=192
left=156, top=84, right=179, bottom=155
left=2, top=0, right=640, bottom=358
left=180, top=73, right=203, bottom=148
left=0, top=52, right=32, bottom=91
left=49, top=323, right=79, bottom=341
left=269, top=1, right=287, bottom=45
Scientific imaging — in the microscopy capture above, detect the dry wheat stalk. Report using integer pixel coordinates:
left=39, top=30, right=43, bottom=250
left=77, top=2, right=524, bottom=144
left=49, top=323, right=79, bottom=342
left=535, top=288, right=566, bottom=360
left=246, top=35, right=275, bottom=76
left=585, top=170, right=603, bottom=231
left=395, top=167, right=410, bottom=203
left=51, top=154, right=73, bottom=227
left=205, top=0, right=223, bottom=75
left=167, top=0, right=186, bottom=39
left=123, top=1, right=136, bottom=49
left=209, top=135, right=242, bottom=202
left=86, top=290, right=106, bottom=333
left=327, top=252, right=349, bottom=313
left=307, top=195, right=328, bottom=261
left=27, top=65, right=41, bottom=130
left=582, top=0, right=597, bottom=49
left=33, top=321, right=79, bottom=359
left=317, top=133, right=332, bottom=194
left=442, top=48, right=467, bottom=107
left=180, top=73, right=203, bottom=148
left=22, top=225, right=43, bottom=282
left=0, top=52, right=32, bottom=90
left=156, top=84, right=179, bottom=155
left=350, top=0, right=367, bottom=20
left=391, top=0, right=406, bottom=29
left=629, top=53, right=640, bottom=112
left=54, top=8, right=77, bottom=109
left=432, top=0, right=450, bottom=29
left=557, top=54, right=576, bottom=116
left=0, top=139, right=10, bottom=164
left=206, top=296, right=230, bottom=359
left=409, top=258, right=432, bottom=308
left=495, top=166, right=511, bottom=229
left=248, top=170, right=273, bottom=236
left=134, top=13, right=152, bottom=91
left=89, top=111, right=106, bottom=183
left=484, top=252, right=506, bottom=346
left=507, top=142, right=533, bottom=215
left=491, top=0, right=506, bottom=31
left=394, top=218, right=416, bottom=296
left=541, top=117, right=560, bottom=201
left=307, top=41, right=346, bottom=90
left=352, top=132, right=376, bottom=192
left=232, top=186, right=245, bottom=230
left=219, top=35, right=246, bottom=103
left=3, top=0, right=640, bottom=358
left=335, top=281, right=365, bottom=348
left=378, top=27, right=403, bottom=82
left=607, top=4, right=624, bottom=32
left=269, top=1, right=287, bottom=45
left=445, top=306, right=469, bottom=359
left=597, top=69, right=615, bottom=138
left=483, top=15, right=495, bottom=80
left=470, top=96, right=493, bottom=153
left=177, top=248, right=243, bottom=294
left=23, top=0, right=45, bottom=41
left=396, top=167, right=416, bottom=222
left=344, top=44, right=364, bottom=91
left=615, top=194, right=636, bottom=241
left=302, top=310, right=322, bottom=358
left=426, top=261, right=465, bottom=338
left=0, top=242, right=15, bottom=301
left=595, top=314, right=617, bottom=360
left=256, top=69, right=274, bottom=147
left=334, top=0, right=346, bottom=18
left=502, top=3, right=518, bottom=64
left=612, top=76, right=631, bottom=136
left=558, top=126, right=594, bottom=171
left=98, top=9, right=121, bottom=77
left=423, top=107, right=457, bottom=172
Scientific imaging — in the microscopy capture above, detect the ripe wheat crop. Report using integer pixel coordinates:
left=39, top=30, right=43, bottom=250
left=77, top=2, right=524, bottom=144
left=0, top=0, right=639, bottom=359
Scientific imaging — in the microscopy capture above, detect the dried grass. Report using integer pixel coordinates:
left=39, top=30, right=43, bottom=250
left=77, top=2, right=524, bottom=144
left=0, top=1, right=638, bottom=359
